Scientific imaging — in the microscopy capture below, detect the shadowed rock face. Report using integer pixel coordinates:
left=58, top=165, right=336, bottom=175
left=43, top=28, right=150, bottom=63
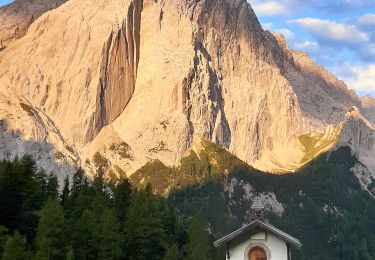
left=361, top=95, right=375, bottom=127
left=91, top=0, right=143, bottom=140
left=0, top=0, right=66, bottom=48
left=335, top=107, right=375, bottom=197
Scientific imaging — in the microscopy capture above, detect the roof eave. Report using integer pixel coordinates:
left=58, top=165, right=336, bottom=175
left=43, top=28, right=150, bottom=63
left=213, top=220, right=302, bottom=249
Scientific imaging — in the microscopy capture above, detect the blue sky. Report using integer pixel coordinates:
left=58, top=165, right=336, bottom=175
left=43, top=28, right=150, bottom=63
left=1, top=0, right=374, bottom=97
left=249, top=0, right=375, bottom=97
left=0, top=0, right=12, bottom=6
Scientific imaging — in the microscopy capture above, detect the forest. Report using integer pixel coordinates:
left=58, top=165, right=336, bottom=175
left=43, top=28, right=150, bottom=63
left=1, top=146, right=375, bottom=260
left=0, top=155, right=216, bottom=260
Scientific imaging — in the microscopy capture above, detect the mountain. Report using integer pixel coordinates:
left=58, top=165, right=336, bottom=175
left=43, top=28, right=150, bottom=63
left=361, top=95, right=375, bottom=126
left=1, top=1, right=375, bottom=259
left=0, top=0, right=373, bottom=185
left=336, top=107, right=375, bottom=197
left=0, top=0, right=66, bottom=49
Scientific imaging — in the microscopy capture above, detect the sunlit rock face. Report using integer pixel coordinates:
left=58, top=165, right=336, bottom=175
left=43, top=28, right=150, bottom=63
left=0, top=0, right=66, bottom=48
left=0, top=0, right=373, bottom=179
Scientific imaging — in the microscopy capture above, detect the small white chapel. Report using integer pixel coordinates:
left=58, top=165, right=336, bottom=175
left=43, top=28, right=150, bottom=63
left=213, top=196, right=302, bottom=260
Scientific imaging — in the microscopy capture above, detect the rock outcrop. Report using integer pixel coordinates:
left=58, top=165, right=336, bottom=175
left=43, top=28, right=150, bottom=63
left=335, top=107, right=375, bottom=197
left=361, top=95, right=375, bottom=127
left=0, top=0, right=66, bottom=48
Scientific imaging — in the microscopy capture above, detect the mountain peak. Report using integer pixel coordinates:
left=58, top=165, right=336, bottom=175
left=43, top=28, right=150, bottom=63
left=0, top=0, right=374, bottom=180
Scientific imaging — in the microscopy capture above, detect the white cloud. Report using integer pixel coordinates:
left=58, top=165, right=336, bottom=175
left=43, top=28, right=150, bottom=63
left=251, top=1, right=289, bottom=16
left=294, top=40, right=319, bottom=50
left=275, top=28, right=295, bottom=41
left=262, top=22, right=274, bottom=30
left=334, top=63, right=375, bottom=94
left=290, top=18, right=369, bottom=46
left=358, top=13, right=375, bottom=25
left=262, top=22, right=320, bottom=53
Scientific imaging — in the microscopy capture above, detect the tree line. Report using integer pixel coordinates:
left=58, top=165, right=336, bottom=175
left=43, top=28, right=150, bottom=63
left=0, top=155, right=216, bottom=260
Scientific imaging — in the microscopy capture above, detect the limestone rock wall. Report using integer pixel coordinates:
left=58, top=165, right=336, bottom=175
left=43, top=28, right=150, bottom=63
left=0, top=0, right=66, bottom=48
left=336, top=107, right=375, bottom=196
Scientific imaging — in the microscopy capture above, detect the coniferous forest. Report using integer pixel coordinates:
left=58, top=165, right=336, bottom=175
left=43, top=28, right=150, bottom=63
left=0, top=155, right=215, bottom=260
left=1, top=147, right=375, bottom=260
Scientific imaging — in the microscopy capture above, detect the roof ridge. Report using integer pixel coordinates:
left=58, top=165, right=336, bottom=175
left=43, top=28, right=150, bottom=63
left=213, top=220, right=302, bottom=249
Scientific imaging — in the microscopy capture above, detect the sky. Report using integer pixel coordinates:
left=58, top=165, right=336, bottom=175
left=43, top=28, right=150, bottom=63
left=0, top=0, right=374, bottom=97
left=0, top=0, right=12, bottom=6
left=249, top=0, right=375, bottom=97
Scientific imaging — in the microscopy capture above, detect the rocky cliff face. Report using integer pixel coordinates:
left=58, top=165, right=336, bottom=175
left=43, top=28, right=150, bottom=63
left=0, top=0, right=373, bottom=181
left=0, top=0, right=66, bottom=48
left=271, top=33, right=364, bottom=130
left=361, top=95, right=375, bottom=127
left=335, top=107, right=375, bottom=197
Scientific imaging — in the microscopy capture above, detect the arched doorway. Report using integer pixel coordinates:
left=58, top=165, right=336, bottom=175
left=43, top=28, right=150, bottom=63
left=248, top=246, right=267, bottom=260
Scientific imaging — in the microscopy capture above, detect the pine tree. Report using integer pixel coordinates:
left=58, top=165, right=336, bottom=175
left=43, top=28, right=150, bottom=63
left=1, top=231, right=29, bottom=260
left=124, top=185, right=171, bottom=260
left=60, top=176, right=70, bottom=206
left=96, top=209, right=122, bottom=260
left=70, top=168, right=87, bottom=198
left=46, top=174, right=58, bottom=199
left=72, top=209, right=96, bottom=259
left=35, top=198, right=67, bottom=260
left=114, top=179, right=132, bottom=221
left=186, top=212, right=214, bottom=260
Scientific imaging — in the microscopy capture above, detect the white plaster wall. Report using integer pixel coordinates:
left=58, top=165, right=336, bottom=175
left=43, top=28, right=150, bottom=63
left=228, top=232, right=288, bottom=260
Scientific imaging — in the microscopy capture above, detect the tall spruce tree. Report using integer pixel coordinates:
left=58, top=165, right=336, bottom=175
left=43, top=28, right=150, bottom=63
left=124, top=185, right=172, bottom=260
left=96, top=208, right=122, bottom=260
left=114, top=179, right=132, bottom=222
left=72, top=209, right=96, bottom=259
left=60, top=176, right=70, bottom=206
left=186, top=212, right=215, bottom=260
left=35, top=198, right=67, bottom=260
left=1, top=231, right=29, bottom=260
left=46, top=174, right=58, bottom=199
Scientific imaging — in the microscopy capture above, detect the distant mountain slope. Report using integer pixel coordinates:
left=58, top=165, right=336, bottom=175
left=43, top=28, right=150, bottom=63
left=0, top=0, right=66, bottom=48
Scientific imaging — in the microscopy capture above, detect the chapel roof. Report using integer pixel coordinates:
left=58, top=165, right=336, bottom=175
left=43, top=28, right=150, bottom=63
left=213, top=220, right=302, bottom=249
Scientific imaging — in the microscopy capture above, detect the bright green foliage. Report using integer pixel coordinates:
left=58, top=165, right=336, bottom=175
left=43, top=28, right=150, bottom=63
left=186, top=212, right=215, bottom=260
left=1, top=231, right=29, bottom=260
left=35, top=198, right=67, bottom=260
